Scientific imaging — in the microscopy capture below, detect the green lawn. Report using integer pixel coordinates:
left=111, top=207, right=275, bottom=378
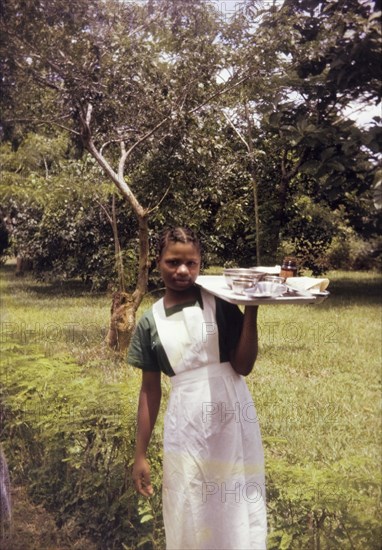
left=1, top=264, right=381, bottom=549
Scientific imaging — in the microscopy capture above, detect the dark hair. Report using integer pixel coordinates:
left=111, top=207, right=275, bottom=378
left=157, top=226, right=201, bottom=258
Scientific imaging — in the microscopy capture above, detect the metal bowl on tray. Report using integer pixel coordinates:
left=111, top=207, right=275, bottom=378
left=223, top=268, right=265, bottom=289
left=232, top=277, right=255, bottom=295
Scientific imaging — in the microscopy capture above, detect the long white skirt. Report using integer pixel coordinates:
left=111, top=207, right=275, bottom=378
left=162, top=362, right=267, bottom=550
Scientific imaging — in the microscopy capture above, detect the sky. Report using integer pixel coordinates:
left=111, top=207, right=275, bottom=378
left=208, top=0, right=278, bottom=19
left=344, top=102, right=381, bottom=128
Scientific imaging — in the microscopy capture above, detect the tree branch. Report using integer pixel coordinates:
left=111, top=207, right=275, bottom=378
left=146, top=182, right=172, bottom=215
left=100, top=133, right=140, bottom=155
left=222, top=110, right=250, bottom=152
left=3, top=117, right=81, bottom=136
left=95, top=199, right=113, bottom=225
left=86, top=103, right=93, bottom=127
left=86, top=137, right=146, bottom=218
left=118, top=116, right=170, bottom=178
left=13, top=59, right=62, bottom=91
left=113, top=72, right=251, bottom=178
left=188, top=73, right=250, bottom=115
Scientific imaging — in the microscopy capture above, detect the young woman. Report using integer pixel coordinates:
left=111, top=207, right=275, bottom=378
left=128, top=227, right=267, bottom=549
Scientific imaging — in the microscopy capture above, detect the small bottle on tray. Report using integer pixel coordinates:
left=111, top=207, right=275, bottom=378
left=280, top=256, right=297, bottom=279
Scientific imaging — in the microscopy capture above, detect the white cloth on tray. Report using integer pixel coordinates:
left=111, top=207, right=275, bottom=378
left=286, top=276, right=330, bottom=292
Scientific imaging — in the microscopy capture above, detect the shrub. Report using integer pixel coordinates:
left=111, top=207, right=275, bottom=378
left=0, top=344, right=165, bottom=549
left=280, top=197, right=336, bottom=275
left=327, top=232, right=382, bottom=271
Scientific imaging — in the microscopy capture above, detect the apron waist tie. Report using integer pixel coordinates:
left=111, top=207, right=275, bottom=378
left=170, top=362, right=238, bottom=386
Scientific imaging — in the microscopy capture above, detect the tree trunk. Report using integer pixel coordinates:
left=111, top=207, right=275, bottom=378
left=84, top=135, right=152, bottom=353
left=273, top=144, right=308, bottom=254
left=272, top=147, right=291, bottom=253
left=245, top=102, right=261, bottom=265
left=105, top=291, right=137, bottom=353
left=15, top=255, right=32, bottom=276
left=111, top=193, right=126, bottom=292
left=249, top=167, right=261, bottom=265
left=105, top=214, right=149, bottom=353
left=278, top=174, right=289, bottom=230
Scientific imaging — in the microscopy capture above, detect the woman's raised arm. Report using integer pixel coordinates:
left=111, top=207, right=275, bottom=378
left=230, top=306, right=259, bottom=376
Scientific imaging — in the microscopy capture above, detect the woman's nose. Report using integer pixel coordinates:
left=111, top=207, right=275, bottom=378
left=177, top=263, right=189, bottom=275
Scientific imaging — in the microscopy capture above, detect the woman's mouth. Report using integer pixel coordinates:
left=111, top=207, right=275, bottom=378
left=174, top=278, right=192, bottom=285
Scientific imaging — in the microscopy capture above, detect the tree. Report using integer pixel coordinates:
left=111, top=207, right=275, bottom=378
left=0, top=134, right=133, bottom=286
left=1, top=0, right=380, bottom=301
left=1, top=0, right=241, bottom=349
left=217, top=0, right=381, bottom=269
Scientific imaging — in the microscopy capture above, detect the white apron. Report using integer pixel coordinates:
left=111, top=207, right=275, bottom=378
left=152, top=289, right=267, bottom=550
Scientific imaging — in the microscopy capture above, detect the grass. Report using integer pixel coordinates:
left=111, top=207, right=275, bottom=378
left=251, top=271, right=382, bottom=548
left=1, top=262, right=381, bottom=549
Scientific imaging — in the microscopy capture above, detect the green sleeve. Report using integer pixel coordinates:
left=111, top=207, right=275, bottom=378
left=127, top=308, right=175, bottom=376
left=127, top=310, right=161, bottom=372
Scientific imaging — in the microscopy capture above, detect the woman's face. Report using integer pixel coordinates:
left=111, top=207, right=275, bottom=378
left=158, top=241, right=201, bottom=293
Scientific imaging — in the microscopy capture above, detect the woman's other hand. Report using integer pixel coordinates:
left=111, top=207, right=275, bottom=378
left=133, top=456, right=154, bottom=497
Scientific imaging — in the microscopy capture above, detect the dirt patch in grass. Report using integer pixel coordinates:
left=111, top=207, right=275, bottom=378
left=1, top=486, right=97, bottom=550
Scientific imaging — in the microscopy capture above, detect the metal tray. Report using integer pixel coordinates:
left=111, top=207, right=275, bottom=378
left=196, top=276, right=329, bottom=306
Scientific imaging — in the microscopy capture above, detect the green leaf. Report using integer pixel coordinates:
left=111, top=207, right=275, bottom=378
left=139, top=514, right=154, bottom=524
left=299, top=160, right=320, bottom=174
left=280, top=532, right=294, bottom=550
